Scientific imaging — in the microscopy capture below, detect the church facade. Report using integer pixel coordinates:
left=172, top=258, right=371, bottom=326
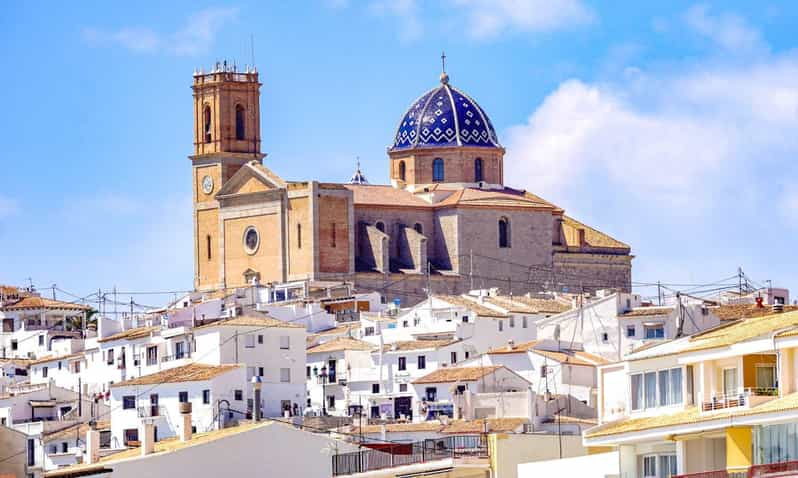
left=190, top=66, right=632, bottom=304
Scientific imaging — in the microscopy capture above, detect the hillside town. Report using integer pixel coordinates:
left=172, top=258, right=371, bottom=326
left=2, top=23, right=797, bottom=478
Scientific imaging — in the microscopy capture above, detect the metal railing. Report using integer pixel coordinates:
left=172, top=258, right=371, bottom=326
left=748, top=460, right=798, bottom=477
left=702, top=388, right=779, bottom=412
left=674, top=471, right=747, bottom=478
left=331, top=435, right=487, bottom=476
left=137, top=405, right=165, bottom=418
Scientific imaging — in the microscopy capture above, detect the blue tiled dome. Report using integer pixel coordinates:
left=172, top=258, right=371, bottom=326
left=391, top=76, right=501, bottom=151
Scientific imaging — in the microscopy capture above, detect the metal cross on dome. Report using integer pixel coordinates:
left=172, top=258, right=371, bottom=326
left=441, top=51, right=446, bottom=73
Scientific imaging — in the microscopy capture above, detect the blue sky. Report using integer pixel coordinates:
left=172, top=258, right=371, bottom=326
left=2, top=1, right=797, bottom=304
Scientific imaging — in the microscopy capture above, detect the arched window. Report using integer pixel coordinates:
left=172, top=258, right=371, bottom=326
left=498, top=217, right=510, bottom=248
left=203, top=106, right=212, bottom=143
left=398, top=161, right=406, bottom=181
left=235, top=104, right=245, bottom=140
left=375, top=221, right=385, bottom=233
left=413, top=223, right=423, bottom=234
left=432, top=158, right=444, bottom=182
left=474, top=158, right=483, bottom=182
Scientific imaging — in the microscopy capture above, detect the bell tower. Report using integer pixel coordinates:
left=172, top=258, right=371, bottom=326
left=190, top=62, right=264, bottom=291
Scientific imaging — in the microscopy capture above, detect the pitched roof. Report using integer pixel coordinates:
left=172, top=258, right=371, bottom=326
left=487, top=340, right=541, bottom=355
left=412, top=365, right=502, bottom=384
left=561, top=215, right=629, bottom=251
left=710, top=304, right=798, bottom=321
left=620, top=307, right=674, bottom=318
left=97, top=326, right=160, bottom=343
left=485, top=295, right=571, bottom=314
left=432, top=295, right=508, bottom=318
left=2, top=296, right=91, bottom=312
left=381, top=339, right=458, bottom=352
left=30, top=352, right=84, bottom=366
left=573, top=350, right=611, bottom=365
left=44, top=421, right=110, bottom=442
left=314, top=324, right=357, bottom=336
left=441, top=418, right=528, bottom=434
left=306, top=337, right=375, bottom=353
left=530, top=349, right=597, bottom=367
left=351, top=421, right=446, bottom=434
left=110, top=363, right=240, bottom=387
left=344, top=184, right=560, bottom=211
left=344, top=184, right=432, bottom=208
left=193, top=314, right=303, bottom=330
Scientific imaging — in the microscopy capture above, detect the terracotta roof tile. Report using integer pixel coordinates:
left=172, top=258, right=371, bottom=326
left=487, top=340, right=541, bottom=355
left=561, top=215, right=629, bottom=250
left=30, top=352, right=85, bottom=366
left=441, top=418, right=528, bottom=434
left=710, top=304, right=798, bottom=321
left=111, top=363, right=240, bottom=387
left=194, top=314, right=303, bottom=330
left=3, top=296, right=91, bottom=312
left=412, top=365, right=502, bottom=384
left=97, top=326, right=160, bottom=343
left=352, top=421, right=445, bottom=434
left=486, top=295, right=571, bottom=314
left=620, top=307, right=674, bottom=318
left=381, top=339, right=459, bottom=352
left=530, top=349, right=596, bottom=367
left=432, top=295, right=508, bottom=318
left=306, top=337, right=375, bottom=353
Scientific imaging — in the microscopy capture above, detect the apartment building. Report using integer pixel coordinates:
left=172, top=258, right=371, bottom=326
left=584, top=306, right=798, bottom=477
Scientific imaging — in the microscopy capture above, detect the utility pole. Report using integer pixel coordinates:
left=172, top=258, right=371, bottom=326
left=426, top=261, right=431, bottom=299
left=675, top=292, right=685, bottom=338
left=51, top=284, right=56, bottom=301
left=738, top=267, right=743, bottom=296
left=113, top=286, right=117, bottom=320
left=657, top=281, right=662, bottom=306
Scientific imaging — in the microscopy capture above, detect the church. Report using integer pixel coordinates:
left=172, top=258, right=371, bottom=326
left=190, top=63, right=632, bottom=304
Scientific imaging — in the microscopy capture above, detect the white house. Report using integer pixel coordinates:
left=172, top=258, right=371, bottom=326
left=109, top=363, right=246, bottom=448
left=0, top=295, right=90, bottom=360
left=192, top=314, right=307, bottom=417
left=306, top=336, right=376, bottom=417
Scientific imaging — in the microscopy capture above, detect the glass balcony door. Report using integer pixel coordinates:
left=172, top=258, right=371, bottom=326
left=723, top=368, right=738, bottom=397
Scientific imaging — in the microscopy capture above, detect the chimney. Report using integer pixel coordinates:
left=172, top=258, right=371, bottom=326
left=179, top=401, right=193, bottom=441
left=773, top=302, right=785, bottom=313
left=140, top=421, right=155, bottom=456
left=251, top=376, right=262, bottom=422
left=507, top=339, right=515, bottom=350
left=85, top=421, right=100, bottom=464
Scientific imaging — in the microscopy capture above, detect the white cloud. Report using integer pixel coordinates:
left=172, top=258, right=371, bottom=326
left=0, top=196, right=19, bottom=218
left=369, top=0, right=422, bottom=43
left=82, top=7, right=238, bottom=56
left=684, top=4, right=767, bottom=53
left=451, top=0, right=595, bottom=39
left=504, top=55, right=798, bottom=214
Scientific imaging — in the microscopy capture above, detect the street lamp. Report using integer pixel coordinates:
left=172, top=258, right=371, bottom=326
left=319, top=365, right=329, bottom=416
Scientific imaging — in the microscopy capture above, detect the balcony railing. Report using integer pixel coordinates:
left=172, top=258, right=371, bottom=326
left=673, top=470, right=746, bottom=478
left=331, top=435, right=487, bottom=476
left=702, top=388, right=779, bottom=412
left=675, top=460, right=798, bottom=478
left=137, top=406, right=165, bottom=418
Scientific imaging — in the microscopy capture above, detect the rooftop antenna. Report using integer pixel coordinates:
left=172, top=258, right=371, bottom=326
left=250, top=34, right=256, bottom=69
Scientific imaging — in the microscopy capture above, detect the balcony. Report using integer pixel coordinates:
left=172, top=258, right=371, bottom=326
left=674, top=460, right=798, bottom=478
left=137, top=405, right=166, bottom=419
left=674, top=470, right=747, bottom=478
left=701, top=388, right=778, bottom=412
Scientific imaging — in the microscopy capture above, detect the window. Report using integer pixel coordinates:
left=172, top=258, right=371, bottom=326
left=258, top=367, right=264, bottom=377
left=107, top=348, right=115, bottom=365
left=364, top=326, right=375, bottom=336
left=644, top=372, right=657, bottom=408
left=245, top=335, right=255, bottom=348
left=450, top=351, right=457, bottom=364
left=234, top=390, right=243, bottom=401
left=306, top=366, right=311, bottom=379
left=280, top=368, right=291, bottom=383
left=331, top=223, right=337, bottom=247
left=432, top=158, right=444, bottom=182
left=417, top=355, right=426, bottom=369
left=465, top=351, right=470, bottom=359
left=399, top=384, right=408, bottom=392
left=398, top=160, right=406, bottom=181
left=398, top=357, right=407, bottom=371
left=38, top=335, right=44, bottom=346
left=372, top=383, right=380, bottom=394
left=413, top=223, right=423, bottom=234
left=462, top=315, right=469, bottom=323
left=474, top=158, right=483, bottom=182
left=258, top=334, right=263, bottom=344
left=146, top=346, right=157, bottom=366
left=509, top=317, right=515, bottom=328
left=723, top=368, right=738, bottom=397
left=62, top=442, right=68, bottom=453
left=498, top=217, right=510, bottom=248
left=631, top=373, right=643, bottom=411
left=375, top=221, right=385, bottom=233
left=425, top=387, right=437, bottom=401
left=280, top=336, right=290, bottom=350
left=11, top=340, right=17, bottom=351
left=27, top=438, right=35, bottom=466
left=42, top=366, right=48, bottom=378
left=498, top=320, right=503, bottom=332
left=627, top=325, right=636, bottom=337
left=178, top=392, right=188, bottom=403
left=645, top=325, right=665, bottom=339
left=150, top=394, right=159, bottom=416
left=643, top=455, right=656, bottom=478
left=235, top=104, right=245, bottom=140
left=327, top=395, right=336, bottom=410
left=756, top=364, right=776, bottom=390
left=297, top=224, right=302, bottom=249
left=601, top=332, right=609, bottom=343
left=175, top=341, right=185, bottom=359
left=58, top=361, right=62, bottom=370
left=206, top=235, right=212, bottom=261
left=202, top=389, right=211, bottom=405
left=122, top=396, right=136, bottom=410
left=124, top=429, right=139, bottom=446
left=203, top=106, right=212, bottom=143
left=522, top=316, right=528, bottom=328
